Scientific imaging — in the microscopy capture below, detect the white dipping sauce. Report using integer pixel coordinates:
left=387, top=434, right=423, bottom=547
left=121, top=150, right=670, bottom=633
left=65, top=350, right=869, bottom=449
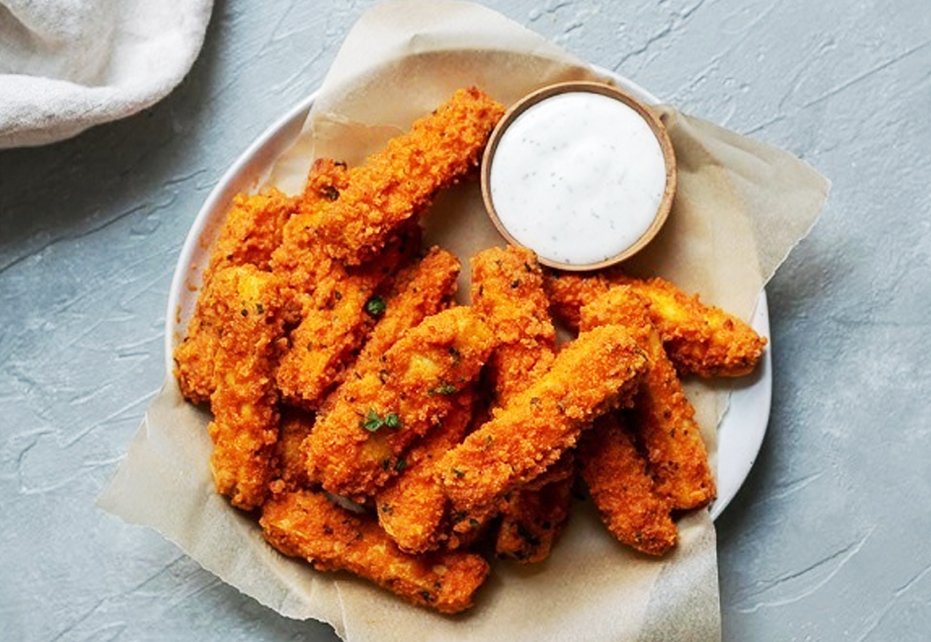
left=489, top=91, right=667, bottom=266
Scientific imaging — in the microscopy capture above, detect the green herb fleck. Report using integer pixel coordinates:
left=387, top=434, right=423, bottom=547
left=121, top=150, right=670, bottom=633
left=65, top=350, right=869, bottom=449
left=393, top=458, right=407, bottom=472
left=361, top=409, right=401, bottom=433
left=362, top=409, right=385, bottom=432
left=364, top=295, right=387, bottom=318
left=452, top=468, right=465, bottom=479
left=430, top=383, right=458, bottom=396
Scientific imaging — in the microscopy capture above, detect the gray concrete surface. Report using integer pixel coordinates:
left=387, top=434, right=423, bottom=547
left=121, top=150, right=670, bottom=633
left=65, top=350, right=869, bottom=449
left=1, top=1, right=929, bottom=640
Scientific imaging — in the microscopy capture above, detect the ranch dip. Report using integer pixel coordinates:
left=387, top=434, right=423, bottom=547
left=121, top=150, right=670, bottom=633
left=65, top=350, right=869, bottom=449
left=488, top=91, right=668, bottom=267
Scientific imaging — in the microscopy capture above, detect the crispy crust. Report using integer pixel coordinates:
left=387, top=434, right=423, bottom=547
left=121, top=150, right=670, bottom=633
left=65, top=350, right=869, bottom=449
left=303, top=307, right=496, bottom=499
left=205, top=266, right=287, bottom=509
left=308, top=87, right=505, bottom=265
left=471, top=246, right=556, bottom=405
left=578, top=414, right=677, bottom=556
left=272, top=409, right=315, bottom=492
left=543, top=271, right=766, bottom=377
left=580, top=285, right=716, bottom=510
left=494, top=452, right=575, bottom=563
left=438, top=325, right=648, bottom=513
left=261, top=490, right=490, bottom=614
left=376, top=390, right=475, bottom=554
left=274, top=226, right=421, bottom=409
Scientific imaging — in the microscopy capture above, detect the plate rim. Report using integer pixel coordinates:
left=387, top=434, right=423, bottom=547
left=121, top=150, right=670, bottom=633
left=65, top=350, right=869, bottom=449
left=163, top=71, right=771, bottom=521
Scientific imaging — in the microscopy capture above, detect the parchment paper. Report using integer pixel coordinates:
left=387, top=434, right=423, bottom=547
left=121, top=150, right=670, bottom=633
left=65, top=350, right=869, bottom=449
left=98, top=2, right=829, bottom=641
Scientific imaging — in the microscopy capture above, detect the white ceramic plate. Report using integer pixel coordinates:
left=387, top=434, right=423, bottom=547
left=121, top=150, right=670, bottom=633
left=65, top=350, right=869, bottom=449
left=164, top=72, right=771, bottom=520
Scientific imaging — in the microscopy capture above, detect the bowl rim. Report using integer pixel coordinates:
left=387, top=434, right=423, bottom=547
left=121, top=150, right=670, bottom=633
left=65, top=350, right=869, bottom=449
left=479, top=80, right=677, bottom=271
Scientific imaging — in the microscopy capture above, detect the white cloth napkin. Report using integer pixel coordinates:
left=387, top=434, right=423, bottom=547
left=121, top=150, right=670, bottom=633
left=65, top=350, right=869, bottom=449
left=0, top=0, right=213, bottom=149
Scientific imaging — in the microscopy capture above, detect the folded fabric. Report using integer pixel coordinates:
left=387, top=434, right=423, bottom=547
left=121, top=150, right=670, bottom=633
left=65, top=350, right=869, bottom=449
left=0, top=0, right=213, bottom=149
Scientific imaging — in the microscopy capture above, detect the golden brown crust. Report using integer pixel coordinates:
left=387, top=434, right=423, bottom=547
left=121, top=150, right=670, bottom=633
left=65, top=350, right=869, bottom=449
left=376, top=390, right=475, bottom=554
left=470, top=246, right=570, bottom=562
left=494, top=452, right=575, bottom=563
left=307, top=87, right=505, bottom=265
left=580, top=286, right=716, bottom=510
left=261, top=490, right=490, bottom=614
left=543, top=271, right=766, bottom=377
left=438, top=325, right=648, bottom=513
left=205, top=266, right=287, bottom=510
left=578, top=414, right=677, bottom=556
left=273, top=409, right=315, bottom=492
left=274, top=226, right=421, bottom=409
left=470, top=246, right=556, bottom=406
left=304, top=307, right=496, bottom=499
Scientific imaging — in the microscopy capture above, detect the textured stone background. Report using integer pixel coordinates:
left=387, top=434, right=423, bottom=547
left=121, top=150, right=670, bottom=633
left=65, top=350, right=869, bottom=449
left=1, top=1, right=929, bottom=640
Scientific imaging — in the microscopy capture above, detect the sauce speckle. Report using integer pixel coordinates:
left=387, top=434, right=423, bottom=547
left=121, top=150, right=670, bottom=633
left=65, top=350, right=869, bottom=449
left=489, top=91, right=667, bottom=266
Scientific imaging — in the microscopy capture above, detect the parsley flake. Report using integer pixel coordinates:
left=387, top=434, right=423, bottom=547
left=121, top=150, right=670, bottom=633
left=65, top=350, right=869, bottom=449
left=364, top=296, right=387, bottom=318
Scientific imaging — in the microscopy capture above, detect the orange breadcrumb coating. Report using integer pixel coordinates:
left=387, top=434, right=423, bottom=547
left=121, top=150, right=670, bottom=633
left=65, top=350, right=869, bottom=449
left=174, top=189, right=297, bottom=403
left=304, top=307, right=496, bottom=499
left=470, top=246, right=556, bottom=405
left=205, top=266, right=287, bottom=510
left=494, top=452, right=575, bottom=563
left=271, top=158, right=352, bottom=296
left=261, top=490, right=490, bottom=614
left=274, top=226, right=421, bottom=409
left=580, top=286, right=716, bottom=510
left=543, top=271, right=766, bottom=377
left=354, top=246, right=461, bottom=375
left=273, top=409, right=315, bottom=492
left=470, top=246, right=571, bottom=563
left=305, top=87, right=505, bottom=265
left=578, top=414, right=677, bottom=556
left=376, top=389, right=475, bottom=554
left=439, top=325, right=648, bottom=513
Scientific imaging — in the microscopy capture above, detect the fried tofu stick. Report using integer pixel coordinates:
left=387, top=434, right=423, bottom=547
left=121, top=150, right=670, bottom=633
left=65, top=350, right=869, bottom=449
left=470, top=246, right=572, bottom=562
left=494, top=452, right=575, bottom=563
left=543, top=272, right=766, bottom=377
left=304, top=307, right=496, bottom=499
left=309, top=87, right=505, bottom=265
left=439, top=325, right=648, bottom=513
left=174, top=189, right=297, bottom=403
left=376, top=389, right=475, bottom=554
left=353, top=246, right=461, bottom=375
left=275, top=226, right=420, bottom=409
left=580, top=286, right=716, bottom=510
left=176, top=159, right=348, bottom=404
left=470, top=246, right=556, bottom=404
left=206, top=266, right=287, bottom=509
left=261, top=490, right=490, bottom=614
left=578, top=414, right=677, bottom=556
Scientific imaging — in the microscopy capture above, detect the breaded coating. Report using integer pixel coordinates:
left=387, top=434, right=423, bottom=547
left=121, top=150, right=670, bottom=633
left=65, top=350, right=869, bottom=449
left=471, top=246, right=569, bottom=562
left=543, top=271, right=766, bottom=377
left=272, top=159, right=352, bottom=296
left=355, top=246, right=461, bottom=375
left=376, top=390, right=475, bottom=554
left=272, top=409, right=315, bottom=492
left=578, top=414, right=677, bottom=556
left=206, top=266, right=287, bottom=510
left=495, top=452, right=575, bottom=563
left=261, top=490, right=490, bottom=614
left=300, top=158, right=350, bottom=211
left=174, top=189, right=297, bottom=403
left=541, top=270, right=612, bottom=333
left=471, top=246, right=556, bottom=405
left=275, top=227, right=420, bottom=409
left=308, top=87, right=505, bottom=265
left=438, top=325, right=648, bottom=513
left=631, top=276, right=767, bottom=377
left=580, top=286, right=716, bottom=510
left=304, top=307, right=496, bottom=499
